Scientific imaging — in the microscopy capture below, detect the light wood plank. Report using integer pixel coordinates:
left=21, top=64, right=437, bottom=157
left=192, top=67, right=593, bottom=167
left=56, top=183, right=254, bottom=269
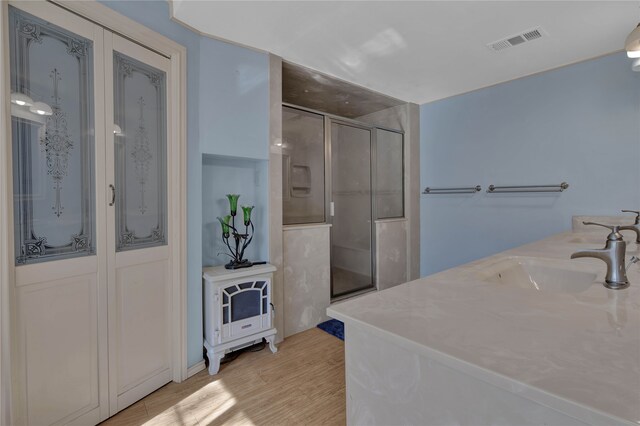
left=99, top=328, right=345, bottom=426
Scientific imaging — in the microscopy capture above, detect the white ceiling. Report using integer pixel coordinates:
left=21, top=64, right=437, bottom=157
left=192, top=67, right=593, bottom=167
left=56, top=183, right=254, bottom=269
left=170, top=1, right=638, bottom=104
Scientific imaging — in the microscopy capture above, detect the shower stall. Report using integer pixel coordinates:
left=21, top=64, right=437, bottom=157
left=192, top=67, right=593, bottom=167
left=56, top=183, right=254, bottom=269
left=282, top=105, right=404, bottom=299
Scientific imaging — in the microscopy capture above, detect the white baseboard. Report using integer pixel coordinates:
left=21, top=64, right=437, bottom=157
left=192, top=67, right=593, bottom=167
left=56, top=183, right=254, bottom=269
left=186, top=360, right=206, bottom=378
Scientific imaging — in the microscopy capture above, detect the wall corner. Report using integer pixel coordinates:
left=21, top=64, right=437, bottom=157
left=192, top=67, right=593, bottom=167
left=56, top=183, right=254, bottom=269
left=407, top=102, right=420, bottom=281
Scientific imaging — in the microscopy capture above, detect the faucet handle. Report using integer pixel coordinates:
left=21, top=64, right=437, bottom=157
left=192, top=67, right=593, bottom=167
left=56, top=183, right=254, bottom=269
left=582, top=222, right=624, bottom=241
left=622, top=210, right=640, bottom=224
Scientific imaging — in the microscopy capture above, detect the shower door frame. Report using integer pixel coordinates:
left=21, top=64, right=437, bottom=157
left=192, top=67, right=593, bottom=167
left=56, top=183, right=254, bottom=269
left=282, top=102, right=405, bottom=300
left=326, top=118, right=377, bottom=300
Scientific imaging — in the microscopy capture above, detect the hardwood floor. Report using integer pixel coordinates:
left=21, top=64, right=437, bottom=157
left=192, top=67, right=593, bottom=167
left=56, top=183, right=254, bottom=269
left=101, top=328, right=345, bottom=426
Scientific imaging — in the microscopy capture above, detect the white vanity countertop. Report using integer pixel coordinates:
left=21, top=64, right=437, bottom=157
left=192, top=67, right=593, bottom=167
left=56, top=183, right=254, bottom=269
left=328, top=231, right=640, bottom=425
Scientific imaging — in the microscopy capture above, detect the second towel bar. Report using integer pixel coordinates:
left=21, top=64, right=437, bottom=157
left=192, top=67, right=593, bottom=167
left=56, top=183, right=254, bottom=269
left=487, top=182, right=569, bottom=193
left=423, top=185, right=481, bottom=194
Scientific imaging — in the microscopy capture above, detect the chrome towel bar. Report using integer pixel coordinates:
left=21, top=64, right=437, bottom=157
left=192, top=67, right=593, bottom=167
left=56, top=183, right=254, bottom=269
left=487, top=182, right=569, bottom=193
left=423, top=185, right=481, bottom=194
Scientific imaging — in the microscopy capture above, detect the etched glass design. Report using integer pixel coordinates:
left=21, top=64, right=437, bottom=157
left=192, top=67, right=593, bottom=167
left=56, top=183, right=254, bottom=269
left=113, top=52, right=167, bottom=251
left=9, top=7, right=95, bottom=265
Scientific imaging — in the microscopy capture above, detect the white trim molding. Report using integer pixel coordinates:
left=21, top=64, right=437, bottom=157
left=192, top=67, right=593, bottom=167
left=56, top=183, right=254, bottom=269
left=186, top=360, right=206, bottom=379
left=0, top=2, right=13, bottom=424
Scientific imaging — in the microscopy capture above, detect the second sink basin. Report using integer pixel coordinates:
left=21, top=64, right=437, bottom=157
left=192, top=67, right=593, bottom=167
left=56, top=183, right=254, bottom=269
left=476, top=257, right=599, bottom=293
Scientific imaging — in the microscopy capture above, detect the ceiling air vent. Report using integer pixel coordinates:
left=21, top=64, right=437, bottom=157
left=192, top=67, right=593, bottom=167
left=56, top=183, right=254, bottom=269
left=487, top=27, right=546, bottom=52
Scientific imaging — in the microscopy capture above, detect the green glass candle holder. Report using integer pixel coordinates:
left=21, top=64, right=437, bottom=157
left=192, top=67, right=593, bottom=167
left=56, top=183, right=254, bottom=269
left=217, top=215, right=231, bottom=237
left=241, top=205, right=254, bottom=226
left=226, top=194, right=240, bottom=216
left=217, top=194, right=257, bottom=270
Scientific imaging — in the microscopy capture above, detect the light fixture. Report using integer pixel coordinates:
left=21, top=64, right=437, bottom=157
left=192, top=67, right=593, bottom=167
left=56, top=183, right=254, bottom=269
left=626, top=23, right=640, bottom=58
left=10, top=92, right=33, bottom=107
left=29, top=102, right=53, bottom=116
left=113, top=124, right=122, bottom=135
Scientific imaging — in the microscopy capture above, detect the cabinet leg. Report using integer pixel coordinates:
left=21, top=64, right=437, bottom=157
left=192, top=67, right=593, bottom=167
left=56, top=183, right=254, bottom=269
left=204, top=340, right=225, bottom=376
left=207, top=349, right=225, bottom=375
left=266, top=335, right=278, bottom=353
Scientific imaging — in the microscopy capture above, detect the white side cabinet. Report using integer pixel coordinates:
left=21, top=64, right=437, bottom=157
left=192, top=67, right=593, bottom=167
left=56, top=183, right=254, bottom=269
left=203, top=264, right=278, bottom=375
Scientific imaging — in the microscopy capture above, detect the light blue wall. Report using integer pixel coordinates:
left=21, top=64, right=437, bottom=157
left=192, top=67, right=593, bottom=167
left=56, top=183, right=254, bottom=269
left=99, top=1, right=271, bottom=368
left=199, top=39, right=269, bottom=160
left=420, top=52, right=640, bottom=277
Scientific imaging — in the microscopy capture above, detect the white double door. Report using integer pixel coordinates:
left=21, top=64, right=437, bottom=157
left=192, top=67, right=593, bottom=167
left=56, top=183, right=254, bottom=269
left=8, top=2, right=175, bottom=424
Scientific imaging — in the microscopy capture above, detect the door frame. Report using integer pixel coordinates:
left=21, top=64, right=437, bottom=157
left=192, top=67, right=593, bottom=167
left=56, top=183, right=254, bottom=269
left=326, top=118, right=377, bottom=299
left=0, top=1, right=11, bottom=424
left=0, top=0, right=188, bottom=421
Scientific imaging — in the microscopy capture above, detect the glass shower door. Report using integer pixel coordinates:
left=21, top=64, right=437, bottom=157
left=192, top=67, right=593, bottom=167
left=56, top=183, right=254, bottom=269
left=330, top=121, right=374, bottom=298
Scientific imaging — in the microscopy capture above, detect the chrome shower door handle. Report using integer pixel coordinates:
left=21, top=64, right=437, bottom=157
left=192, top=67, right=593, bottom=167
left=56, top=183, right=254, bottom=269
left=109, top=184, right=115, bottom=206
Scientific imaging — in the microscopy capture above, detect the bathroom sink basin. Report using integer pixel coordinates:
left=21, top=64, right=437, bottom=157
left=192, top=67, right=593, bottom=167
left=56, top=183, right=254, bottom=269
left=477, top=257, right=598, bottom=293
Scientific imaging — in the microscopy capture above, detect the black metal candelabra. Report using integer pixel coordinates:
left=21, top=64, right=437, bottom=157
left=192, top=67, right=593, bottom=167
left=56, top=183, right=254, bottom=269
left=218, top=194, right=255, bottom=270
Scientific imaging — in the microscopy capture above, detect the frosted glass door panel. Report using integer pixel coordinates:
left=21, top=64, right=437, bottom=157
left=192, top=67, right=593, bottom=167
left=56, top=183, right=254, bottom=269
left=9, top=7, right=95, bottom=265
left=113, top=52, right=167, bottom=251
left=330, top=123, right=374, bottom=298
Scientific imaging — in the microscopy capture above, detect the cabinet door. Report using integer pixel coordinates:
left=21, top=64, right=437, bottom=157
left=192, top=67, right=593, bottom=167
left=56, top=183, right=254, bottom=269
left=104, top=32, right=173, bottom=414
left=8, top=2, right=108, bottom=424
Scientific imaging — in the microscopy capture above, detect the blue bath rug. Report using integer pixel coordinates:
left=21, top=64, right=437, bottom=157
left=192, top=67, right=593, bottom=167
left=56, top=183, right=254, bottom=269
left=317, top=319, right=344, bottom=341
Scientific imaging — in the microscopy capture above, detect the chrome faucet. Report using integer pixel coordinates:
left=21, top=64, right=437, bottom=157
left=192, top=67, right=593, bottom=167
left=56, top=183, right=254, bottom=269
left=619, top=210, right=640, bottom=244
left=570, top=222, right=629, bottom=290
